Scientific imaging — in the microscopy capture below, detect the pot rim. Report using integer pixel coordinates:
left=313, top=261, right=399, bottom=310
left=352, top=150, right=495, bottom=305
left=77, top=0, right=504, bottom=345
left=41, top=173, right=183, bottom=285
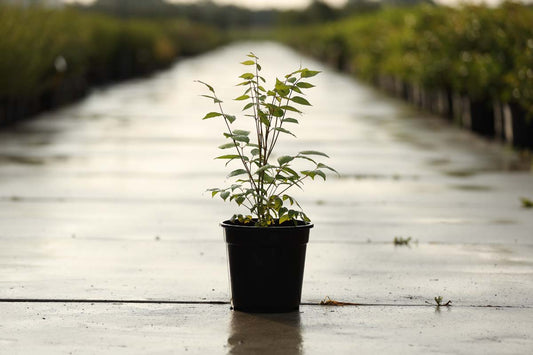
left=220, top=219, right=313, bottom=230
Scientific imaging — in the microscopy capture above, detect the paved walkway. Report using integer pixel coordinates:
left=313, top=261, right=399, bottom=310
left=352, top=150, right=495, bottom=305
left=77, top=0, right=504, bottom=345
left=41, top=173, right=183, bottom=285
left=1, top=42, right=532, bottom=354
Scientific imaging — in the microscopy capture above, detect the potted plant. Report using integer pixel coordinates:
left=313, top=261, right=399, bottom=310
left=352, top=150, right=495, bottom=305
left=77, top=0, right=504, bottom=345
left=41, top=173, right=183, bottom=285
left=198, top=52, right=336, bottom=313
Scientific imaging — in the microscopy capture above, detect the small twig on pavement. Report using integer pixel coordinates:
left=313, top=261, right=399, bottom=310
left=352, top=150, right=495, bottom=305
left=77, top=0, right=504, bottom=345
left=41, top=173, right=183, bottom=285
left=320, top=296, right=361, bottom=306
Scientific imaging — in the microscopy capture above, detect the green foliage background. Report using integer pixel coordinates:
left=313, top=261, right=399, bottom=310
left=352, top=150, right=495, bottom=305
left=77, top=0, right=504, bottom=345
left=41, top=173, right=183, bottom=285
left=0, top=3, right=224, bottom=120
left=2, top=0, right=533, bottom=141
left=278, top=2, right=533, bottom=117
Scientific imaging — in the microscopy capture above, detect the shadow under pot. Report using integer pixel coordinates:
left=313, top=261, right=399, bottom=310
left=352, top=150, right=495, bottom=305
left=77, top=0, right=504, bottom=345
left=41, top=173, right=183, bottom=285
left=221, top=220, right=312, bottom=313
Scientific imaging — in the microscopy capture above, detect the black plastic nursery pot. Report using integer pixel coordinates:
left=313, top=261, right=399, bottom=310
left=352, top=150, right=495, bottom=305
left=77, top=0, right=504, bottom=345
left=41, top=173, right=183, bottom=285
left=221, top=220, right=313, bottom=313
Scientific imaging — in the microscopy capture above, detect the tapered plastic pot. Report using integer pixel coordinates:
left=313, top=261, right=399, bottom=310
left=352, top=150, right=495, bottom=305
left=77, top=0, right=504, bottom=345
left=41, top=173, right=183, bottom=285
left=221, top=220, right=313, bottom=313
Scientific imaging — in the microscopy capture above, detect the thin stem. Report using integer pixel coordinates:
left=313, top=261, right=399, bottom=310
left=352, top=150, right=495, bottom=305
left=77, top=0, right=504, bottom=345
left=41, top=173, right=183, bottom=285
left=265, top=76, right=301, bottom=162
left=214, top=99, right=258, bottom=196
left=249, top=74, right=264, bottom=220
left=276, top=173, right=310, bottom=197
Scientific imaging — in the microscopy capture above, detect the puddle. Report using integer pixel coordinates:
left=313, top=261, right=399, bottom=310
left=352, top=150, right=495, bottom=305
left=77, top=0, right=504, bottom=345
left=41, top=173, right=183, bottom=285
left=490, top=219, right=517, bottom=225
left=426, top=158, right=451, bottom=166
left=26, top=139, right=51, bottom=147
left=0, top=155, right=47, bottom=165
left=461, top=244, right=533, bottom=266
left=443, top=170, right=479, bottom=178
left=0, top=155, right=68, bottom=166
left=340, top=174, right=419, bottom=181
left=449, top=184, right=493, bottom=192
left=391, top=131, right=436, bottom=150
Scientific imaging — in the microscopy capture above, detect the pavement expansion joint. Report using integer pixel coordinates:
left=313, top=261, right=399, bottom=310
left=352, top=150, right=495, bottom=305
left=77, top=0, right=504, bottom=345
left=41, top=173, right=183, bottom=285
left=0, top=299, right=530, bottom=309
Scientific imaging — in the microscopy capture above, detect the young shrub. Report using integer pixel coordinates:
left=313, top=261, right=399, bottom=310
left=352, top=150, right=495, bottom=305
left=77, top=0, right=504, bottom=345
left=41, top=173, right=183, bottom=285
left=198, top=53, right=337, bottom=226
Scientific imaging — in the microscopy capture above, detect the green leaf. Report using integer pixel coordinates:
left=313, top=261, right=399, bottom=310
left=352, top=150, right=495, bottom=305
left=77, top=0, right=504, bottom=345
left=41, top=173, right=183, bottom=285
left=275, top=78, right=290, bottom=96
left=220, top=191, right=230, bottom=200
left=241, top=60, right=255, bottom=65
left=233, top=135, right=250, bottom=144
left=224, top=114, right=236, bottom=123
left=200, top=95, right=222, bottom=103
left=202, top=112, right=221, bottom=120
left=262, top=174, right=274, bottom=183
left=243, top=102, right=254, bottom=110
left=277, top=155, right=294, bottom=166
left=275, top=174, right=288, bottom=182
left=280, top=105, right=302, bottom=113
left=196, top=80, right=215, bottom=93
left=270, top=195, right=283, bottom=210
left=259, top=113, right=270, bottom=127
left=287, top=77, right=297, bottom=83
left=208, top=188, right=220, bottom=197
left=279, top=207, right=288, bottom=216
left=291, top=96, right=311, bottom=106
left=235, top=95, right=250, bottom=101
left=275, top=127, right=296, bottom=137
left=279, top=214, right=290, bottom=224
left=521, top=197, right=533, bottom=208
left=282, top=194, right=294, bottom=205
left=255, top=164, right=275, bottom=175
left=300, top=69, right=320, bottom=78
left=232, top=129, right=250, bottom=136
left=318, top=163, right=339, bottom=174
left=265, top=104, right=284, bottom=117
left=291, top=86, right=303, bottom=94
left=227, top=169, right=248, bottom=178
left=296, top=155, right=317, bottom=164
left=283, top=118, right=299, bottom=124
left=235, top=196, right=246, bottom=205
left=218, top=142, right=237, bottom=149
left=288, top=209, right=298, bottom=219
left=251, top=148, right=260, bottom=156
left=299, top=150, right=329, bottom=158
left=296, top=82, right=315, bottom=89
left=301, top=170, right=316, bottom=179
left=282, top=166, right=299, bottom=177
left=239, top=73, right=254, bottom=80
left=215, top=154, right=240, bottom=160
left=230, top=184, right=242, bottom=191
left=315, top=170, right=326, bottom=180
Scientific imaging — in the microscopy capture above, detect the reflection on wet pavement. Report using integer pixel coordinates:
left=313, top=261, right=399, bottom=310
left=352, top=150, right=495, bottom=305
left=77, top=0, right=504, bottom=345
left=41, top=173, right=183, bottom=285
left=228, top=312, right=302, bottom=355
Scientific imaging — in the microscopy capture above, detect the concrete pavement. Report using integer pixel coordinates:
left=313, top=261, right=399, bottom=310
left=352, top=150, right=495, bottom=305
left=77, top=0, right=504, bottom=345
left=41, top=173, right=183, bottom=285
left=1, top=42, right=532, bottom=354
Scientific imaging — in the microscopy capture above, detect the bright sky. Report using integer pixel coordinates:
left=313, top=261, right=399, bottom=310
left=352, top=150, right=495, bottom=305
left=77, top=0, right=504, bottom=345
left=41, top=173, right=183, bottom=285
left=64, top=0, right=347, bottom=10
left=169, top=0, right=347, bottom=10
left=64, top=0, right=525, bottom=10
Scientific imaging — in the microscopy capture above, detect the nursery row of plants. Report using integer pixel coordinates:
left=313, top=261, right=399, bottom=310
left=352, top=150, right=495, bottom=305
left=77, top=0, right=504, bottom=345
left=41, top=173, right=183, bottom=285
left=278, top=2, right=533, bottom=149
left=0, top=4, right=225, bottom=125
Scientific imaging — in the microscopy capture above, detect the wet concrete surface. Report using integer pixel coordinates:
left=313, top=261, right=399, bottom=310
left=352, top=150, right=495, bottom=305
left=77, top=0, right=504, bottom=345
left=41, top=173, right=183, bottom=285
left=1, top=238, right=532, bottom=308
left=1, top=41, right=533, bottom=353
left=1, top=303, right=532, bottom=354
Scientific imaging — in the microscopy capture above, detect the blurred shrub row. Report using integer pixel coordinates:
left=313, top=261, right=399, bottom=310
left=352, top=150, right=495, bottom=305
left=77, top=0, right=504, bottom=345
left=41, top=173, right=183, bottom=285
left=280, top=2, right=533, bottom=148
left=0, top=4, right=224, bottom=125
